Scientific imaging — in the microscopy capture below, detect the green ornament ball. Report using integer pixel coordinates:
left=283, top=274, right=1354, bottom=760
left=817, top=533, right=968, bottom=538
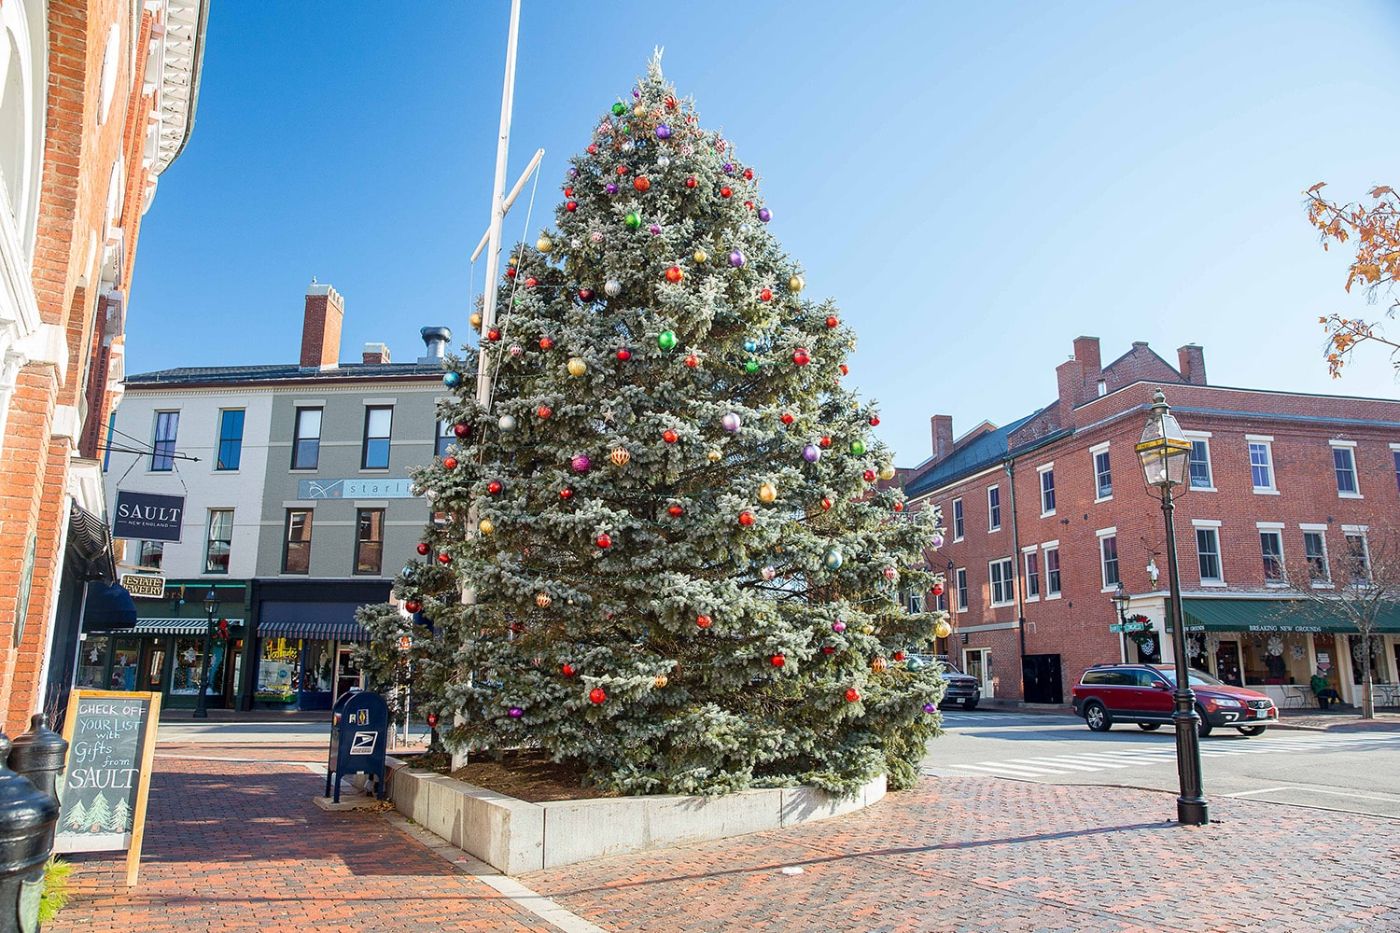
left=744, top=359, right=760, bottom=374
left=850, top=440, right=867, bottom=457
left=624, top=212, right=642, bottom=231
left=658, top=330, right=678, bottom=351
left=611, top=102, right=626, bottom=116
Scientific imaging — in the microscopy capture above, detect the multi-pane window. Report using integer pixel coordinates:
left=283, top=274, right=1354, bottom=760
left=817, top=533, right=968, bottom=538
left=989, top=558, right=1015, bottom=606
left=137, top=541, right=164, bottom=570
left=905, top=592, right=924, bottom=615
left=216, top=409, right=245, bottom=471
left=436, top=418, right=454, bottom=458
left=987, top=485, right=1002, bottom=531
left=1196, top=527, right=1222, bottom=583
left=931, top=585, right=948, bottom=613
left=1094, top=449, right=1112, bottom=499
left=952, top=498, right=965, bottom=541
left=283, top=509, right=314, bottom=574
left=955, top=568, right=969, bottom=612
left=362, top=406, right=393, bottom=470
left=1394, top=448, right=1400, bottom=492
left=205, top=509, right=233, bottom=574
left=1303, top=530, right=1329, bottom=584
left=1045, top=545, right=1062, bottom=597
left=1024, top=550, right=1040, bottom=600
left=1344, top=530, right=1370, bottom=583
left=1332, top=445, right=1359, bottom=496
left=1248, top=440, right=1275, bottom=491
left=292, top=407, right=322, bottom=470
left=354, top=509, right=385, bottom=575
left=1039, top=467, right=1056, bottom=515
left=1099, top=534, right=1120, bottom=589
left=1188, top=439, right=1213, bottom=489
left=1259, top=530, right=1284, bottom=582
left=151, top=411, right=179, bottom=471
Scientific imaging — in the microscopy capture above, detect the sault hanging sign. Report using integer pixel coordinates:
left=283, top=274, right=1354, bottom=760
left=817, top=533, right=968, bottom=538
left=111, top=491, right=185, bottom=542
left=55, top=689, right=161, bottom=886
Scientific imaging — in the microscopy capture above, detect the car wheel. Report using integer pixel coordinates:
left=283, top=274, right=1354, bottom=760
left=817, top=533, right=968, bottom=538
left=1195, top=706, right=1214, bottom=737
left=1138, top=723, right=1161, bottom=731
left=963, top=698, right=978, bottom=711
left=1084, top=701, right=1112, bottom=732
left=1237, top=725, right=1266, bottom=737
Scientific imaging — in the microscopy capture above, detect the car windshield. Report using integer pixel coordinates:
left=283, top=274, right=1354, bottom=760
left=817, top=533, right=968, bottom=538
left=1157, top=668, right=1223, bottom=687
left=935, top=656, right=964, bottom=675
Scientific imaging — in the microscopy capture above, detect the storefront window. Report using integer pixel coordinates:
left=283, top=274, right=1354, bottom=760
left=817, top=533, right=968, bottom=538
left=301, top=641, right=334, bottom=694
left=76, top=635, right=110, bottom=688
left=111, top=638, right=141, bottom=691
left=257, top=637, right=299, bottom=704
left=1351, top=635, right=1389, bottom=684
left=1241, top=632, right=1311, bottom=685
left=170, top=637, right=206, bottom=694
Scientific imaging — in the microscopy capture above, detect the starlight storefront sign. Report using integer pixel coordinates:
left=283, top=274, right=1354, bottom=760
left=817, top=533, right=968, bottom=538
left=111, top=491, right=185, bottom=542
left=296, top=478, right=417, bottom=499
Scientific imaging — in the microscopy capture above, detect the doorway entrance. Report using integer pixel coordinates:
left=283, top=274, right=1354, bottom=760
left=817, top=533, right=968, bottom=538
left=1022, top=653, right=1063, bottom=704
left=964, top=648, right=993, bottom=699
left=1215, top=640, right=1242, bottom=686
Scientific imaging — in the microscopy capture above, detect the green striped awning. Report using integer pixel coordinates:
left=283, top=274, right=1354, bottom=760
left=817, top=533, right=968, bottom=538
left=102, top=618, right=246, bottom=637
left=257, top=619, right=370, bottom=642
left=1171, top=599, right=1400, bottom=635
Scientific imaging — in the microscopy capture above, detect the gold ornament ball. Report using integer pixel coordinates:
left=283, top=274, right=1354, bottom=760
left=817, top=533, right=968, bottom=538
left=757, top=481, right=778, bottom=504
left=879, top=464, right=896, bottom=481
left=536, top=235, right=554, bottom=253
left=567, top=357, right=587, bottom=377
left=693, top=248, right=708, bottom=264
left=633, top=103, right=646, bottom=117
left=871, top=656, right=889, bottom=674
left=479, top=518, right=495, bottom=535
left=707, top=449, right=722, bottom=463
left=934, top=618, right=953, bottom=640
left=788, top=274, right=805, bottom=293
left=653, top=674, right=669, bottom=688
left=610, top=447, right=631, bottom=467
left=470, top=311, right=483, bottom=331
left=861, top=623, right=875, bottom=635
left=535, top=592, right=552, bottom=608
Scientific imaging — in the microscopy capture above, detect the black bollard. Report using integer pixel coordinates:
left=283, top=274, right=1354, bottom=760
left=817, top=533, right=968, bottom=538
left=8, top=716, right=67, bottom=810
left=0, top=731, right=60, bottom=933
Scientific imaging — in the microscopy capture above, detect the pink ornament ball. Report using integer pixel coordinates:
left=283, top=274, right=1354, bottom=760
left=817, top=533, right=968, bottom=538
left=832, top=621, right=847, bottom=633
left=606, top=182, right=618, bottom=194
left=923, top=703, right=937, bottom=714
left=508, top=707, right=523, bottom=719
left=571, top=454, right=592, bottom=473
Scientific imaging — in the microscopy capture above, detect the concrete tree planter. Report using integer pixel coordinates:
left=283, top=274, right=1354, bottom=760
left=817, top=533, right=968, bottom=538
left=365, top=756, right=885, bottom=875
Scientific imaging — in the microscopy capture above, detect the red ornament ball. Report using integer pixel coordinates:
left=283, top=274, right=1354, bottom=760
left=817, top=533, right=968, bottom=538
left=616, top=348, right=632, bottom=362
left=633, top=176, right=651, bottom=192
left=839, top=364, right=850, bottom=376
left=505, top=267, right=517, bottom=278
left=586, top=144, right=598, bottom=155
left=738, top=510, right=755, bottom=527
left=487, top=480, right=502, bottom=495
left=415, top=543, right=430, bottom=556
left=743, top=167, right=754, bottom=180
left=486, top=328, right=502, bottom=342
left=665, top=95, right=677, bottom=110
left=770, top=654, right=786, bottom=668
left=759, top=288, right=772, bottom=302
left=869, top=415, right=880, bottom=426
left=443, top=456, right=458, bottom=470
left=819, top=436, right=832, bottom=448
left=826, top=315, right=839, bottom=329
left=744, top=200, right=754, bottom=211
left=780, top=412, right=795, bottom=425
left=564, top=186, right=574, bottom=197
left=536, top=405, right=552, bottom=419
left=932, top=583, right=944, bottom=596
left=894, top=651, right=906, bottom=661
left=437, top=552, right=451, bottom=564
left=845, top=688, right=861, bottom=703
left=821, top=497, right=833, bottom=511
left=696, top=613, right=713, bottom=629
left=684, top=354, right=700, bottom=369
left=579, top=288, right=595, bottom=301
left=720, top=186, right=733, bottom=199
left=616, top=165, right=629, bottom=175
left=667, top=503, right=684, bottom=517
left=822, top=645, right=836, bottom=656
left=589, top=687, right=607, bottom=705
left=664, top=265, right=683, bottom=284
left=559, top=488, right=573, bottom=500
left=561, top=663, right=576, bottom=677
left=453, top=422, right=470, bottom=438
left=792, top=347, right=810, bottom=366
left=864, top=469, right=877, bottom=482
left=565, top=200, right=579, bottom=212
left=524, top=277, right=538, bottom=289
left=685, top=175, right=698, bottom=189
left=663, top=429, right=679, bottom=444
left=893, top=501, right=905, bottom=513
left=404, top=599, right=422, bottom=614
left=595, top=532, right=612, bottom=549
left=539, top=336, right=555, bottom=350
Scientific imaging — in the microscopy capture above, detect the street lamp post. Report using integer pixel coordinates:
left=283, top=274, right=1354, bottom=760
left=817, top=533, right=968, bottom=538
left=193, top=588, right=220, bottom=720
left=1134, top=388, right=1208, bottom=826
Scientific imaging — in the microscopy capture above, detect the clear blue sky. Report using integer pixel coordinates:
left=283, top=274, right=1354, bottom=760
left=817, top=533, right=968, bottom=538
left=130, top=0, right=1400, bottom=464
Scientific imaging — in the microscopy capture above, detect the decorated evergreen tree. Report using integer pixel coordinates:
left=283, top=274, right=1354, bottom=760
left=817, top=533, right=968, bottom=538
left=396, top=56, right=946, bottom=796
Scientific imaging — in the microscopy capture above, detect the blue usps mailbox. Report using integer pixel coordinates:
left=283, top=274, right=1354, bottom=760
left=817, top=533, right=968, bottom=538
left=326, top=690, right=389, bottom=803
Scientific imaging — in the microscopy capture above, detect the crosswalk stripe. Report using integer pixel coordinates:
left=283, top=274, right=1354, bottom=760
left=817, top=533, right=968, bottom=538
left=1007, top=757, right=1105, bottom=772
left=957, top=762, right=1068, bottom=776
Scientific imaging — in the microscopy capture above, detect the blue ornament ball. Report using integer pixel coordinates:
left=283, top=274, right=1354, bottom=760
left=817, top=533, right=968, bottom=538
left=443, top=372, right=462, bottom=388
left=744, top=338, right=758, bottom=353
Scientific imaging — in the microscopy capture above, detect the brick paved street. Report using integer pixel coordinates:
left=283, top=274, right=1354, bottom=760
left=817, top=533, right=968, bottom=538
left=54, top=753, right=1400, bottom=933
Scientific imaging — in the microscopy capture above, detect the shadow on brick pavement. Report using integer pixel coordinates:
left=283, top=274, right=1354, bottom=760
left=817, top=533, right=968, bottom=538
left=51, top=757, right=550, bottom=932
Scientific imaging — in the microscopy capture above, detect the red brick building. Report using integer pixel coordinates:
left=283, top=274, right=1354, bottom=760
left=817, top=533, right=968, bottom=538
left=900, top=336, right=1400, bottom=710
left=0, top=0, right=207, bottom=732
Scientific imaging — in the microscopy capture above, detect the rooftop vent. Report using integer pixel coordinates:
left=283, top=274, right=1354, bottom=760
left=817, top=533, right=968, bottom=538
left=419, top=326, right=453, bottom=363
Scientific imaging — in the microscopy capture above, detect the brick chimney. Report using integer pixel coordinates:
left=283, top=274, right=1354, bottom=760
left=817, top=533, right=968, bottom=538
left=930, top=414, right=954, bottom=463
left=362, top=342, right=391, bottom=365
left=1177, top=344, right=1207, bottom=386
left=1056, top=336, right=1103, bottom=419
left=300, top=282, right=344, bottom=369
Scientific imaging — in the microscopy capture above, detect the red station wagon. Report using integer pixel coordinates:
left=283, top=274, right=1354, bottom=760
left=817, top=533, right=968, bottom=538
left=1071, top=663, right=1278, bottom=737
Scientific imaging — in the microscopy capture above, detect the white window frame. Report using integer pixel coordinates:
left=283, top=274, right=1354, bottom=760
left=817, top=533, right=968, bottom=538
left=1192, top=519, right=1225, bottom=586
left=1390, top=443, right=1400, bottom=493
left=1096, top=527, right=1119, bottom=592
left=1256, top=521, right=1286, bottom=587
left=1037, top=463, right=1056, bottom=517
left=988, top=557, right=1015, bottom=607
left=1342, top=524, right=1371, bottom=584
left=1090, top=442, right=1112, bottom=502
left=1329, top=440, right=1361, bottom=499
left=955, top=567, right=969, bottom=613
left=1042, top=540, right=1062, bottom=600
left=951, top=497, right=965, bottom=542
left=1185, top=431, right=1216, bottom=492
left=987, top=485, right=1002, bottom=533
left=1022, top=544, right=1040, bottom=603
left=1300, top=523, right=1331, bottom=588
left=1246, top=435, right=1278, bottom=495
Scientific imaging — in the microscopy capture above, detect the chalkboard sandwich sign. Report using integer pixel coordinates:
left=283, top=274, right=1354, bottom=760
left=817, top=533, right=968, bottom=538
left=54, top=689, right=161, bottom=886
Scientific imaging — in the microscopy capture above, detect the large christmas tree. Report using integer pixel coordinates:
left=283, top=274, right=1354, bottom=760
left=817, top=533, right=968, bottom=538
left=395, top=56, right=945, bottom=796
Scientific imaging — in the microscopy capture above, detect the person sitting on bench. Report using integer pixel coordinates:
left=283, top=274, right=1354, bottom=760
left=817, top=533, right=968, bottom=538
left=1311, top=670, right=1343, bottom=710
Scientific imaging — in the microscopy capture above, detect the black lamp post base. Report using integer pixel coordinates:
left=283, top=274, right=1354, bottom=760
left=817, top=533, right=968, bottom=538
left=1177, top=797, right=1209, bottom=826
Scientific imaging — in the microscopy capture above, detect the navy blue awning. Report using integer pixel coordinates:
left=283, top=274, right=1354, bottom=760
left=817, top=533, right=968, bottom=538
left=258, top=619, right=370, bottom=642
left=82, top=582, right=138, bottom=631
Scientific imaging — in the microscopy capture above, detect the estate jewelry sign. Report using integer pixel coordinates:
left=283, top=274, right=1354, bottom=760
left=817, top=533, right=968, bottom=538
left=297, top=477, right=417, bottom=499
left=119, top=573, right=166, bottom=599
left=111, top=491, right=186, bottom=542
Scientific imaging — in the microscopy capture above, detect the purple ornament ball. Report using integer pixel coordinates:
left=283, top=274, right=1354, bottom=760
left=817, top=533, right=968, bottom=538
left=656, top=124, right=672, bottom=140
left=649, top=224, right=662, bottom=236
left=723, top=162, right=735, bottom=174
left=931, top=533, right=945, bottom=549
left=508, top=707, right=524, bottom=719
left=729, top=250, right=746, bottom=268
left=568, top=168, right=579, bottom=179
left=632, top=88, right=641, bottom=99
left=832, top=621, right=846, bottom=633
left=802, top=444, right=821, bottom=464
left=721, top=412, right=742, bottom=433
left=571, top=454, right=592, bottom=473
left=923, top=703, right=937, bottom=714
left=757, top=207, right=772, bottom=223
left=605, top=182, right=618, bottom=194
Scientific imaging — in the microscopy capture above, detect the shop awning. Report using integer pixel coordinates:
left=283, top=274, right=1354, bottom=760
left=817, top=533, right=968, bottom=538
left=1172, top=598, right=1400, bottom=634
left=100, top=618, right=247, bottom=637
left=82, top=582, right=138, bottom=631
left=258, top=619, right=370, bottom=642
